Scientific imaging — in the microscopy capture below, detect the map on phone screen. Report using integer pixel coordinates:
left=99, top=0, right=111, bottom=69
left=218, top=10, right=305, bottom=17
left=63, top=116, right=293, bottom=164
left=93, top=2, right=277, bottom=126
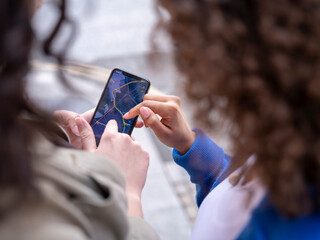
left=90, top=69, right=149, bottom=144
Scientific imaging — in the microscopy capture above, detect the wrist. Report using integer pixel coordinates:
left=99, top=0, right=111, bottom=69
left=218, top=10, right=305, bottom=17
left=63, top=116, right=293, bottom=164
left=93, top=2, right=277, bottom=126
left=175, top=131, right=196, bottom=155
left=126, top=191, right=143, bottom=218
left=126, top=191, right=141, bottom=202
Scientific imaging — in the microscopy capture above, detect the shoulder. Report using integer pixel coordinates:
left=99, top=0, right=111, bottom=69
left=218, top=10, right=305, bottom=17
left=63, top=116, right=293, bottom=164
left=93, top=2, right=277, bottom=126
left=33, top=135, right=126, bottom=190
left=0, top=136, right=130, bottom=240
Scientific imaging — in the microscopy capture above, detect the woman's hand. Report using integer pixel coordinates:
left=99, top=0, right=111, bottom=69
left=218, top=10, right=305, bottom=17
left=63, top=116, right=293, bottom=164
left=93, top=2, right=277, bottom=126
left=53, top=109, right=144, bottom=149
left=53, top=109, right=95, bottom=149
left=75, top=117, right=149, bottom=218
left=124, top=94, right=196, bottom=155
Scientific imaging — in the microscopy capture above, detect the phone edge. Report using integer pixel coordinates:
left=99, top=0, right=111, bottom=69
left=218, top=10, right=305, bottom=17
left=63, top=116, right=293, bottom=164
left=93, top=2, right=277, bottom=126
left=90, top=68, right=151, bottom=137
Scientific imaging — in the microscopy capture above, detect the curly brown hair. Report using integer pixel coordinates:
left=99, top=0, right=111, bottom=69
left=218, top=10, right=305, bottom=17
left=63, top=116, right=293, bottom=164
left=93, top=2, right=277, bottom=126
left=157, top=0, right=320, bottom=217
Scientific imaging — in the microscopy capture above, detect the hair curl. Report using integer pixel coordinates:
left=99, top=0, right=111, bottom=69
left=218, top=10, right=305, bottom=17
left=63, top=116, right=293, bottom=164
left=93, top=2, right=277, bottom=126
left=158, top=0, right=320, bottom=217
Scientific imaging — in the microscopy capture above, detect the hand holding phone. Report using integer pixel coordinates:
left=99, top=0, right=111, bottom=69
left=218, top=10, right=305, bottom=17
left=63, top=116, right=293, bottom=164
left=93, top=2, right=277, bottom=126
left=90, top=69, right=150, bottom=144
left=75, top=117, right=149, bottom=218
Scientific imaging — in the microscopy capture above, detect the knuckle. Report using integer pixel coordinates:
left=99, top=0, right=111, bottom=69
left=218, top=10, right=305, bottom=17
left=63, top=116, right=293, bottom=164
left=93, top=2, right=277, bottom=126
left=104, top=132, right=117, bottom=141
left=67, top=117, right=76, bottom=127
left=142, top=100, right=152, bottom=107
left=167, top=102, right=178, bottom=112
left=147, top=115, right=158, bottom=126
left=143, top=150, right=150, bottom=159
left=132, top=141, right=141, bottom=148
left=122, top=134, right=132, bottom=142
left=141, top=150, right=150, bottom=163
left=171, top=96, right=181, bottom=105
left=81, top=131, right=91, bottom=140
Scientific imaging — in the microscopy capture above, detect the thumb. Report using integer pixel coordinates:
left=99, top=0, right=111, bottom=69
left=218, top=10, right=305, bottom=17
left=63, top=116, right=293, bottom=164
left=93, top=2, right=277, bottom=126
left=104, top=119, right=119, bottom=133
left=53, top=110, right=80, bottom=136
left=140, top=107, right=170, bottom=139
left=75, top=117, right=96, bottom=151
left=100, top=120, right=119, bottom=143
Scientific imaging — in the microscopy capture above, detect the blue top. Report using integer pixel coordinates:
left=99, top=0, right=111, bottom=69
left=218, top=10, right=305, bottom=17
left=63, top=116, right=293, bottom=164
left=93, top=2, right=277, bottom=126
left=172, top=128, right=320, bottom=239
left=173, top=128, right=231, bottom=206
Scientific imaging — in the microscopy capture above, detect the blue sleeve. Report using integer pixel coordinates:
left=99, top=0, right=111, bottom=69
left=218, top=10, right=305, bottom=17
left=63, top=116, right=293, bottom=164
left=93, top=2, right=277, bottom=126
left=172, top=128, right=231, bottom=206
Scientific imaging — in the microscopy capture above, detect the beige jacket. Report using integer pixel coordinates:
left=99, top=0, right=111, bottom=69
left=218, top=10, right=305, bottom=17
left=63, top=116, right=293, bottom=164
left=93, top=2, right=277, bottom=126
left=0, top=136, right=159, bottom=240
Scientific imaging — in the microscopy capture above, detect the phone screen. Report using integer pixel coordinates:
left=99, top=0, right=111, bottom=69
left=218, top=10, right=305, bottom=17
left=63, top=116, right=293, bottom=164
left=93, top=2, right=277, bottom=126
left=90, top=69, right=150, bottom=144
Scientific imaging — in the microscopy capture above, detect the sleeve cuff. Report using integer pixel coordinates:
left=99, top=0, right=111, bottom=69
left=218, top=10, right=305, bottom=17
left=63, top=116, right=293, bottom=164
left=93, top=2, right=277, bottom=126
left=172, top=128, right=229, bottom=184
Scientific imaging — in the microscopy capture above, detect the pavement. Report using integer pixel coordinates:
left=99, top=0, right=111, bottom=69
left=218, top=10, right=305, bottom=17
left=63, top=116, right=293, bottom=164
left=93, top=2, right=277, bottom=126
left=29, top=1, right=198, bottom=239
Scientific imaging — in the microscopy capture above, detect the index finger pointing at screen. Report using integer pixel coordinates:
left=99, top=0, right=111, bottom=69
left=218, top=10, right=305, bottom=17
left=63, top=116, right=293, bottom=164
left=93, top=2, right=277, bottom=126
left=124, top=100, right=171, bottom=119
left=123, top=104, right=142, bottom=119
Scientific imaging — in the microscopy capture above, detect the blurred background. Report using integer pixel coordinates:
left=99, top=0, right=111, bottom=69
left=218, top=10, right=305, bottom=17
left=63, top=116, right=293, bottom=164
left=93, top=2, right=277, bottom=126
left=28, top=0, right=198, bottom=239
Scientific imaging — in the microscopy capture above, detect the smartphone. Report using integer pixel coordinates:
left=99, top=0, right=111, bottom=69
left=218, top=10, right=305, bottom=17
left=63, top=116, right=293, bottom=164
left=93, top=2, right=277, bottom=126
left=90, top=68, right=151, bottom=145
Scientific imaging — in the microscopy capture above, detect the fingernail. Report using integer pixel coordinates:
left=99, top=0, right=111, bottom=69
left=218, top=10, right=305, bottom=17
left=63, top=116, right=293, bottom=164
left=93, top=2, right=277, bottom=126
left=109, top=119, right=117, bottom=125
left=75, top=117, right=85, bottom=129
left=123, top=112, right=129, bottom=119
left=140, top=107, right=150, bottom=119
left=72, top=124, right=80, bottom=136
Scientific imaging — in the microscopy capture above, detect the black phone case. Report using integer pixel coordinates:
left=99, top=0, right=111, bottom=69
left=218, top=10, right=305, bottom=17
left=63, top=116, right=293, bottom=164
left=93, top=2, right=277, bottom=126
left=90, top=68, right=151, bottom=138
